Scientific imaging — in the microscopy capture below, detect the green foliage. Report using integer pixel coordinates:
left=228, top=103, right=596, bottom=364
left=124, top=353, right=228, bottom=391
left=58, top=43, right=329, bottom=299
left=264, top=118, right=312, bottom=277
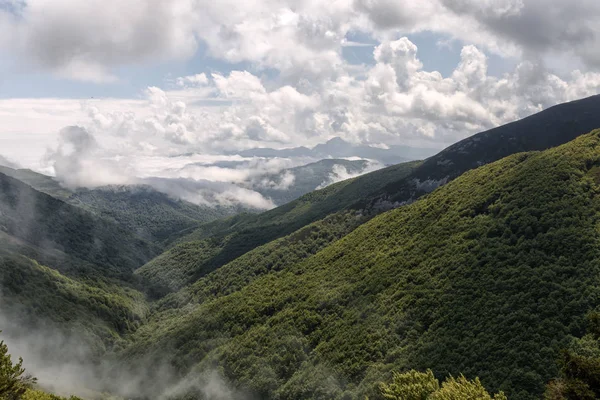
left=0, top=333, right=35, bottom=400
left=125, top=130, right=600, bottom=400
left=431, top=376, right=507, bottom=400
left=21, top=389, right=82, bottom=400
left=379, top=370, right=439, bottom=400
left=68, top=185, right=236, bottom=244
left=4, top=98, right=600, bottom=399
left=0, top=238, right=149, bottom=348
left=543, top=313, right=600, bottom=399
left=139, top=161, right=420, bottom=292
left=0, top=173, right=157, bottom=273
left=379, top=370, right=506, bottom=400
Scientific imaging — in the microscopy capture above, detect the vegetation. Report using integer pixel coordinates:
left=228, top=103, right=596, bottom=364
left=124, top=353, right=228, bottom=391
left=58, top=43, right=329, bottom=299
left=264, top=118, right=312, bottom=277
left=125, top=130, right=600, bottom=399
left=139, top=160, right=420, bottom=291
left=1, top=331, right=82, bottom=400
left=145, top=95, right=600, bottom=297
left=0, top=173, right=157, bottom=273
left=68, top=185, right=236, bottom=244
left=543, top=312, right=600, bottom=399
left=0, top=166, right=236, bottom=245
left=254, top=158, right=371, bottom=206
left=0, top=332, right=34, bottom=399
left=378, top=369, right=507, bottom=400
left=4, top=98, right=600, bottom=399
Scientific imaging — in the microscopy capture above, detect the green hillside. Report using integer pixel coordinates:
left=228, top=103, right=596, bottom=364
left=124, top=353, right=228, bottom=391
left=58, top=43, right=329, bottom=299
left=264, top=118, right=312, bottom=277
left=137, top=161, right=420, bottom=290
left=140, top=95, right=600, bottom=295
left=68, top=185, right=235, bottom=243
left=126, top=130, right=600, bottom=400
left=0, top=173, right=158, bottom=274
left=0, top=166, right=73, bottom=200
left=253, top=158, right=372, bottom=206
left=0, top=166, right=235, bottom=244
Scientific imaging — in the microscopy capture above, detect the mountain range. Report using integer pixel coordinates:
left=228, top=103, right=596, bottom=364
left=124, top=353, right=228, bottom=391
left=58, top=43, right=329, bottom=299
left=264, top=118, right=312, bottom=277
left=2, top=95, right=600, bottom=399
left=234, top=137, right=439, bottom=165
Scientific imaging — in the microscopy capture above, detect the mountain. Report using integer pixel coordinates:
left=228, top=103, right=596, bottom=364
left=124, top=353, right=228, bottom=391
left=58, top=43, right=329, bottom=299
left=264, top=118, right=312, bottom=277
left=126, top=129, right=600, bottom=400
left=0, top=166, right=72, bottom=200
left=4, top=96, right=600, bottom=399
left=0, top=173, right=157, bottom=273
left=68, top=185, right=236, bottom=243
left=0, top=173, right=155, bottom=353
left=0, top=166, right=238, bottom=244
left=358, top=94, right=600, bottom=209
left=136, top=160, right=420, bottom=291
left=141, top=95, right=600, bottom=292
left=250, top=158, right=374, bottom=206
left=235, top=137, right=439, bottom=165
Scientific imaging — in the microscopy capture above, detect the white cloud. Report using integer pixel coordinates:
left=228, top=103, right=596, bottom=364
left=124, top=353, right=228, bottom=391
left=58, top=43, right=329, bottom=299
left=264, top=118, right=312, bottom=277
left=1, top=1, right=600, bottom=208
left=45, top=126, right=133, bottom=188
left=1, top=0, right=198, bottom=81
left=316, top=161, right=382, bottom=189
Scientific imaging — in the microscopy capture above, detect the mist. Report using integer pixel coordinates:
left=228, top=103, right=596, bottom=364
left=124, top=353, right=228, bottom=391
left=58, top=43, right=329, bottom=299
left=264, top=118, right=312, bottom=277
left=0, top=305, right=249, bottom=400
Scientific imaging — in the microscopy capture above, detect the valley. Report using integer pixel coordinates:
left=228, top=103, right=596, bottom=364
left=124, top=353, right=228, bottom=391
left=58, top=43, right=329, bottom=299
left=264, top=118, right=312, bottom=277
left=3, top=96, right=600, bottom=399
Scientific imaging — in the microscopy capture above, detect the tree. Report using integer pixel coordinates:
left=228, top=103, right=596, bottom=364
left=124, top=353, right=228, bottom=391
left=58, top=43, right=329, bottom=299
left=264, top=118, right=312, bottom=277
left=379, top=370, right=507, bottom=400
left=0, top=332, right=36, bottom=400
left=380, top=369, right=439, bottom=400
left=544, top=312, right=600, bottom=399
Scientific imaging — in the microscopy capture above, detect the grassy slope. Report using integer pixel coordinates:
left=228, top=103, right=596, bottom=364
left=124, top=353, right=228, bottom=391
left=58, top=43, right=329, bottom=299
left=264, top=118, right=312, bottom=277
left=127, top=130, right=600, bottom=400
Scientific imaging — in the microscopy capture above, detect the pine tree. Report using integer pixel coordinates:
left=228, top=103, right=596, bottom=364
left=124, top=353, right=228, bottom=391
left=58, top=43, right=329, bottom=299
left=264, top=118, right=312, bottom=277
left=0, top=332, right=36, bottom=400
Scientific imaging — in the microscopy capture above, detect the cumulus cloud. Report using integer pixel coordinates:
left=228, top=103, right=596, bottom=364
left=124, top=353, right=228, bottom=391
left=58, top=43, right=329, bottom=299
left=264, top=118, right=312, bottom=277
left=1, top=0, right=198, bottom=82
left=2, top=0, right=600, bottom=82
left=2, top=0, right=600, bottom=205
left=44, top=126, right=133, bottom=188
left=176, top=73, right=209, bottom=87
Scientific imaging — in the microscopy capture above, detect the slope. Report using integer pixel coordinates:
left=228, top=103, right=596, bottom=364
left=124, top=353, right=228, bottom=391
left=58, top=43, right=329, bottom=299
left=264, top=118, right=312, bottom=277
left=0, top=172, right=157, bottom=274
left=68, top=185, right=234, bottom=243
left=252, top=158, right=372, bottom=206
left=0, top=166, right=236, bottom=244
left=0, top=166, right=72, bottom=200
left=137, top=160, right=420, bottom=290
left=359, top=94, right=600, bottom=208
left=140, top=95, right=600, bottom=292
left=127, top=130, right=600, bottom=400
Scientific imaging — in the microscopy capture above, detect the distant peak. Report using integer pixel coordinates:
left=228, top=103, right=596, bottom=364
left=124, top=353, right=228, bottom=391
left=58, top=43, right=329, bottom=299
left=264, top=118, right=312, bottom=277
left=326, top=137, right=348, bottom=145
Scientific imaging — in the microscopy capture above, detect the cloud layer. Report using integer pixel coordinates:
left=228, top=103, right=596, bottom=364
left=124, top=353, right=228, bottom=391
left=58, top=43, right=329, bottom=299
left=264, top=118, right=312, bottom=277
left=3, top=0, right=600, bottom=79
left=1, top=0, right=600, bottom=206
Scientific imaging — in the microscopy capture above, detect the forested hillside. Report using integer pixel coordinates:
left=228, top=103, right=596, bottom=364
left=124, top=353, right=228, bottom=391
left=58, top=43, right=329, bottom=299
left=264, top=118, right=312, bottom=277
left=0, top=174, right=153, bottom=351
left=126, top=130, right=600, bottom=400
left=139, top=94, right=600, bottom=294
left=3, top=97, right=600, bottom=399
left=0, top=166, right=236, bottom=244
left=0, top=173, right=157, bottom=273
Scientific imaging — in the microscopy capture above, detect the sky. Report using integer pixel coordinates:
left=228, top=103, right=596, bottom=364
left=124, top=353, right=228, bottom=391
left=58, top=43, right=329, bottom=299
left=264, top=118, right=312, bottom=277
left=1, top=0, right=600, bottom=207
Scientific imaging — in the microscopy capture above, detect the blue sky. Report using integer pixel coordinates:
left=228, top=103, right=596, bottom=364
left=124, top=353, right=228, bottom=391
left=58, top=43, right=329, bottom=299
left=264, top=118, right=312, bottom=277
left=0, top=31, right=518, bottom=99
